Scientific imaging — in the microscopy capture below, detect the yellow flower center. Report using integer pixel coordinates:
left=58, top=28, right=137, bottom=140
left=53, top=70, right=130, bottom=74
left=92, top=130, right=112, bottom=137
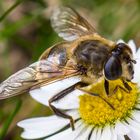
left=79, top=79, right=139, bottom=126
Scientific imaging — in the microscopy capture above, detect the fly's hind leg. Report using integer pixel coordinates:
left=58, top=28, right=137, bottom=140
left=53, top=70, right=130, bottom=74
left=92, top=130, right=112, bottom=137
left=49, top=81, right=115, bottom=131
left=49, top=102, right=75, bottom=130
left=49, top=82, right=87, bottom=131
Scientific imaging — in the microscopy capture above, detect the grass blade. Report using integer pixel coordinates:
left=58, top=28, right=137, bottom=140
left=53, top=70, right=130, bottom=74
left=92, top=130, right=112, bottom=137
left=0, top=99, right=22, bottom=140
left=0, top=0, right=24, bottom=22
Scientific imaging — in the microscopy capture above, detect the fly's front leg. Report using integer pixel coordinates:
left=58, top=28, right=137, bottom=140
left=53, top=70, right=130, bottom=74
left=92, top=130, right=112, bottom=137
left=104, top=79, right=109, bottom=96
left=113, top=85, right=129, bottom=94
left=113, top=79, right=132, bottom=94
left=122, top=80, right=132, bottom=91
left=49, top=82, right=86, bottom=131
left=113, top=79, right=133, bottom=101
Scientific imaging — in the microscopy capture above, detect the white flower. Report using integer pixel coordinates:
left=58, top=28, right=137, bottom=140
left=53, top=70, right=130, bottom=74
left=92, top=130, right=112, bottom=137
left=18, top=40, right=140, bottom=140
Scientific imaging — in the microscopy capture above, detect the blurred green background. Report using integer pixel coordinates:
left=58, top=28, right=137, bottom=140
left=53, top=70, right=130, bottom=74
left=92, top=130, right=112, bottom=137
left=0, top=0, right=140, bottom=139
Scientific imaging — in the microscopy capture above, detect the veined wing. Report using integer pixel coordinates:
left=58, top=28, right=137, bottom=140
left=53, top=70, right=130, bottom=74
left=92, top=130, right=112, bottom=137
left=51, top=6, right=96, bottom=41
left=0, top=59, right=80, bottom=100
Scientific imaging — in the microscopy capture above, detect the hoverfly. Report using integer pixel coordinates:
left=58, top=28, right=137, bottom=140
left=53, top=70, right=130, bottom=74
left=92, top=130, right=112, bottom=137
left=0, top=6, right=136, bottom=130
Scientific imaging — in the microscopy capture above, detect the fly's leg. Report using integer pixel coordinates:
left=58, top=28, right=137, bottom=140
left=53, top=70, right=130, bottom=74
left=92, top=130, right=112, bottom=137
left=104, top=79, right=132, bottom=96
left=113, top=79, right=132, bottom=94
left=113, top=80, right=133, bottom=101
left=49, top=81, right=115, bottom=131
left=49, top=82, right=87, bottom=131
left=113, top=85, right=129, bottom=94
left=122, top=80, right=132, bottom=91
left=49, top=102, right=75, bottom=130
left=104, top=79, right=109, bottom=96
left=76, top=85, right=115, bottom=110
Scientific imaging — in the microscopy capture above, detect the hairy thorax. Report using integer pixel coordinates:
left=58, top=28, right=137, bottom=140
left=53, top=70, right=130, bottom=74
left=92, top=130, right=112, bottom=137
left=73, top=39, right=113, bottom=84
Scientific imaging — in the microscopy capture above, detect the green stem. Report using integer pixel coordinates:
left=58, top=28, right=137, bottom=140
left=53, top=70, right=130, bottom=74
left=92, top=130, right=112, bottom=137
left=0, top=99, right=22, bottom=140
left=0, top=0, right=24, bottom=22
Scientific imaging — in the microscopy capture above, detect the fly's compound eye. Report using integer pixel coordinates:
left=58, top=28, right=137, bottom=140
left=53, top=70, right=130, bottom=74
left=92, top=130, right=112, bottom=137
left=104, top=55, right=122, bottom=80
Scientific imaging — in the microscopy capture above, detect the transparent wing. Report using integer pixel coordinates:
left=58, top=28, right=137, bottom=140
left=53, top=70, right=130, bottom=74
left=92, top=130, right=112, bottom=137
left=0, top=60, right=79, bottom=99
left=51, top=6, right=96, bottom=41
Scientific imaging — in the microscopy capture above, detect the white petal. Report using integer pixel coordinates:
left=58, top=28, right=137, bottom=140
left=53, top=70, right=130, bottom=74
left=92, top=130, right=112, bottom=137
left=53, top=89, right=84, bottom=109
left=131, top=111, right=140, bottom=123
left=75, top=126, right=93, bottom=140
left=21, top=130, right=50, bottom=139
left=132, top=57, right=140, bottom=84
left=111, top=127, right=117, bottom=140
left=132, top=43, right=140, bottom=84
left=44, top=120, right=84, bottom=140
left=18, top=110, right=79, bottom=139
left=96, top=128, right=102, bottom=140
left=99, top=126, right=112, bottom=140
left=135, top=48, right=140, bottom=59
left=30, top=76, right=81, bottom=108
left=117, top=135, right=125, bottom=140
left=114, top=121, right=130, bottom=135
left=90, top=128, right=97, bottom=140
left=127, top=126, right=140, bottom=140
left=128, top=118, right=140, bottom=130
left=128, top=40, right=136, bottom=55
left=124, top=118, right=140, bottom=140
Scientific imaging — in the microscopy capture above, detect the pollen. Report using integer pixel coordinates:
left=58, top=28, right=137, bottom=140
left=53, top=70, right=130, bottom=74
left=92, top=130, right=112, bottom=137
left=79, top=79, right=139, bottom=126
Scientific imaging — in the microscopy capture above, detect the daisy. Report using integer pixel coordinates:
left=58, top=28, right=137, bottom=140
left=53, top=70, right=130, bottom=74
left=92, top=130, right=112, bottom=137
left=18, top=40, right=140, bottom=140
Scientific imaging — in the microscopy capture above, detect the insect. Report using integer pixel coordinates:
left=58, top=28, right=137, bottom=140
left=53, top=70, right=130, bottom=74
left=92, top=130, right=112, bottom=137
left=0, top=6, right=136, bottom=130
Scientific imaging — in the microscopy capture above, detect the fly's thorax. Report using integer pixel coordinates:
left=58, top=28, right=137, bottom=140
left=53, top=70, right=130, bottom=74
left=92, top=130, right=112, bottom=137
left=69, top=34, right=114, bottom=53
left=73, top=39, right=113, bottom=76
